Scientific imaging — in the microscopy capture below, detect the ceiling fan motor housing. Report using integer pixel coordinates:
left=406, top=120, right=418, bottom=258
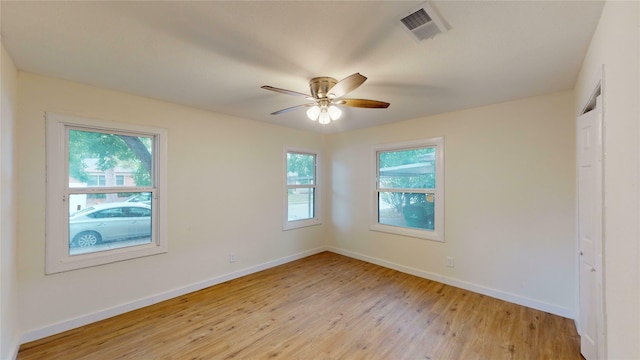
left=309, top=77, right=337, bottom=99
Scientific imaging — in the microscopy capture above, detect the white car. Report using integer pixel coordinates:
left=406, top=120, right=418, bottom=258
left=69, top=202, right=151, bottom=247
left=124, top=192, right=152, bottom=205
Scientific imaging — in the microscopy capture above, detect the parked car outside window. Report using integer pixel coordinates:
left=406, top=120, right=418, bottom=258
left=124, top=192, right=152, bottom=205
left=69, top=202, right=152, bottom=247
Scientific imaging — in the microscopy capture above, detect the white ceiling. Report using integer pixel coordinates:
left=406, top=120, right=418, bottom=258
left=1, top=1, right=604, bottom=133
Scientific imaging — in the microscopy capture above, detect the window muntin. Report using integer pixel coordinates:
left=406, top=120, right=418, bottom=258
left=46, top=113, right=167, bottom=273
left=371, top=138, right=444, bottom=241
left=284, top=148, right=321, bottom=230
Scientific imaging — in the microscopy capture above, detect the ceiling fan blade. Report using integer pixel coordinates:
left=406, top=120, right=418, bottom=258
left=336, top=98, right=390, bottom=108
left=327, top=73, right=367, bottom=99
left=261, top=85, right=312, bottom=99
left=270, top=103, right=313, bottom=115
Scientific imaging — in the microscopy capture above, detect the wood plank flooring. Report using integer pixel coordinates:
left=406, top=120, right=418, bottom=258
left=18, top=252, right=581, bottom=359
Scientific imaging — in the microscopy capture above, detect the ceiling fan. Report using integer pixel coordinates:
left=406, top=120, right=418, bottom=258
left=261, top=73, right=390, bottom=124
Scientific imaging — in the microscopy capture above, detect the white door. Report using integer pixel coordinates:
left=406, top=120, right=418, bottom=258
left=577, top=96, right=603, bottom=360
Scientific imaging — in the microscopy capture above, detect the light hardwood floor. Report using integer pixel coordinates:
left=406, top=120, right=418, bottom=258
left=18, top=252, right=581, bottom=359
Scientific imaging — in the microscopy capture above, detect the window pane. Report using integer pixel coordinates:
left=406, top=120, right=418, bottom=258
left=378, top=148, right=435, bottom=189
left=287, top=153, right=315, bottom=185
left=68, top=192, right=152, bottom=255
left=288, top=188, right=315, bottom=221
left=378, top=192, right=435, bottom=231
left=86, top=175, right=106, bottom=186
left=68, top=129, right=153, bottom=188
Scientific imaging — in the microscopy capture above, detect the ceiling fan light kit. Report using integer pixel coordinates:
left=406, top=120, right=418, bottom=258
left=318, top=109, right=331, bottom=125
left=262, top=73, right=389, bottom=126
left=306, top=105, right=321, bottom=121
left=327, top=105, right=342, bottom=120
left=306, top=104, right=342, bottom=123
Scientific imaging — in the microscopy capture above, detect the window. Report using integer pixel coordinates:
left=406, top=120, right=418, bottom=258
left=284, top=148, right=321, bottom=230
left=88, top=175, right=106, bottom=186
left=116, top=175, right=125, bottom=186
left=46, top=113, right=167, bottom=273
left=371, top=137, right=444, bottom=241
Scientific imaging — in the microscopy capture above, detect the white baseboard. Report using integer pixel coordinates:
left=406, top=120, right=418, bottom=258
left=327, top=247, right=575, bottom=319
left=18, top=245, right=574, bottom=351
left=8, top=341, right=20, bottom=360
left=18, top=247, right=327, bottom=345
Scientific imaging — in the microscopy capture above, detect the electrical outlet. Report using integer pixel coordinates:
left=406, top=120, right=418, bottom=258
left=446, top=257, right=454, bottom=268
left=229, top=253, right=237, bottom=263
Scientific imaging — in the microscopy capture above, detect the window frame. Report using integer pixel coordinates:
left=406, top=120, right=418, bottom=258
left=45, top=113, right=168, bottom=274
left=370, top=137, right=444, bottom=242
left=283, top=147, right=321, bottom=230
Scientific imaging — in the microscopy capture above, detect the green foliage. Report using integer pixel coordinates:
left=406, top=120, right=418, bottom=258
left=69, top=129, right=152, bottom=186
left=379, top=148, right=428, bottom=167
left=378, top=147, right=436, bottom=212
left=287, top=152, right=315, bottom=183
left=133, top=165, right=152, bottom=187
left=379, top=147, right=435, bottom=188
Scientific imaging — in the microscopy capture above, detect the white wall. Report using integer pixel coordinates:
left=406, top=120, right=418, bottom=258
left=327, top=91, right=577, bottom=317
left=15, top=73, right=327, bottom=341
left=0, top=44, right=19, bottom=359
left=574, top=1, right=640, bottom=358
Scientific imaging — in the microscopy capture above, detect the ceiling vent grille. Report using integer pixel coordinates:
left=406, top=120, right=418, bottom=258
left=400, top=2, right=449, bottom=42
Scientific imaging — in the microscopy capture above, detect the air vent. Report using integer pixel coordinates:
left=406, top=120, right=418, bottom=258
left=401, top=9, right=432, bottom=31
left=400, top=2, right=449, bottom=42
